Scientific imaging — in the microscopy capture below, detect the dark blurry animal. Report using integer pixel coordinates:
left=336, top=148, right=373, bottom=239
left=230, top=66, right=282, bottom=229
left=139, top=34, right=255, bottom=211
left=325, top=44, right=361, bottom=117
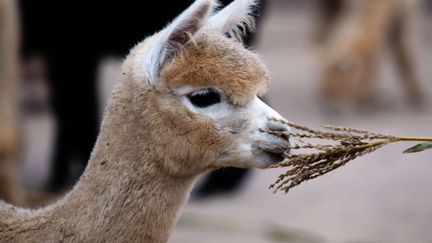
left=314, top=0, right=424, bottom=112
left=19, top=1, right=196, bottom=191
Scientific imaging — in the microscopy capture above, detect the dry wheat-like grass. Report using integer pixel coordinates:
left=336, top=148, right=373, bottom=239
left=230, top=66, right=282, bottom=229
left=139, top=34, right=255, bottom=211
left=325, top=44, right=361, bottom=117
left=265, top=119, right=432, bottom=193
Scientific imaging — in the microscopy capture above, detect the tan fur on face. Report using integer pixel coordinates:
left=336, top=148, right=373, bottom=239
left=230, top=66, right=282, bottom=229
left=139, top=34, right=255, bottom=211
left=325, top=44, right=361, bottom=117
left=161, top=30, right=269, bottom=106
left=129, top=79, right=234, bottom=176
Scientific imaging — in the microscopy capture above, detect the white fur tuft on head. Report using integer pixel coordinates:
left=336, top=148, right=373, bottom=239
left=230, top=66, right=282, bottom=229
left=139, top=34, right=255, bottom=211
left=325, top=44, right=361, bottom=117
left=146, top=0, right=217, bottom=86
left=209, top=0, right=259, bottom=41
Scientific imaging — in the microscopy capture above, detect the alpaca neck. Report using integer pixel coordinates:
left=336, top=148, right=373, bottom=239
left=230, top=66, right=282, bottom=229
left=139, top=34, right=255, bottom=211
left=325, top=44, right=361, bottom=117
left=56, top=124, right=197, bottom=242
left=9, top=92, right=198, bottom=242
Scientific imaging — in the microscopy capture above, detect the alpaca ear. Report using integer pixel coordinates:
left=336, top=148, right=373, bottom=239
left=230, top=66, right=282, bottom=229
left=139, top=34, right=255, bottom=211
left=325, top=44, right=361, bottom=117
left=147, top=0, right=215, bottom=85
left=209, top=0, right=258, bottom=40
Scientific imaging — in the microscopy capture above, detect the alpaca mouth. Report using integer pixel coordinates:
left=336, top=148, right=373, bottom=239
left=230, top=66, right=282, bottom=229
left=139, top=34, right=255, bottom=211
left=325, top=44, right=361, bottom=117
left=262, top=130, right=290, bottom=162
left=263, top=150, right=285, bottom=163
left=253, top=136, right=289, bottom=165
left=251, top=146, right=287, bottom=165
left=262, top=141, right=289, bottom=162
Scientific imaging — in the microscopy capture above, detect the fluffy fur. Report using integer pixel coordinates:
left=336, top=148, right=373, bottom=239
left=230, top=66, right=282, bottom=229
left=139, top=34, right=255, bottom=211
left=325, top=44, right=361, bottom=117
left=147, top=0, right=216, bottom=85
left=161, top=30, right=269, bottom=106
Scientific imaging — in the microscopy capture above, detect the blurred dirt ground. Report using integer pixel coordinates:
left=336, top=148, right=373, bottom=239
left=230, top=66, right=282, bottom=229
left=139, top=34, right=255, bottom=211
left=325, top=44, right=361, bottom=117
left=20, top=2, right=432, bottom=243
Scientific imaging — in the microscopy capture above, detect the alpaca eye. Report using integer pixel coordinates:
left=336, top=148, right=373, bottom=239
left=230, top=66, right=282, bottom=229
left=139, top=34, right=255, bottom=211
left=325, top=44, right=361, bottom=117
left=188, top=89, right=221, bottom=108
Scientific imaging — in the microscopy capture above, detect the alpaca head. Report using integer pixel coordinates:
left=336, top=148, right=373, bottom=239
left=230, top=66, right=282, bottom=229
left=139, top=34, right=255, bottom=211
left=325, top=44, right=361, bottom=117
left=117, top=0, right=290, bottom=176
left=321, top=52, right=362, bottom=112
left=320, top=36, right=374, bottom=113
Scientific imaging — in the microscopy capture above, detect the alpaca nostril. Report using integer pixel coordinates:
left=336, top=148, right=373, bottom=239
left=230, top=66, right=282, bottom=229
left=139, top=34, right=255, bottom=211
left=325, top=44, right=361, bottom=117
left=267, top=120, right=290, bottom=132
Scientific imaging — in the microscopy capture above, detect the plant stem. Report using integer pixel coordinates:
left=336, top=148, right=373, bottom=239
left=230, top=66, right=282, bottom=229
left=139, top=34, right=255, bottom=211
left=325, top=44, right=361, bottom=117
left=393, top=136, right=432, bottom=142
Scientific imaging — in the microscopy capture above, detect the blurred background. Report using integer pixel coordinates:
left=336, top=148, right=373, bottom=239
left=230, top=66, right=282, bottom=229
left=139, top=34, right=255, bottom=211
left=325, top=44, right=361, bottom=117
left=0, top=0, right=432, bottom=242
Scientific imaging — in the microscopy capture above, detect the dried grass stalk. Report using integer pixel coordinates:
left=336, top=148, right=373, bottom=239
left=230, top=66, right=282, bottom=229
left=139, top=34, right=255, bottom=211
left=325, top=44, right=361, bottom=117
left=265, top=119, right=432, bottom=193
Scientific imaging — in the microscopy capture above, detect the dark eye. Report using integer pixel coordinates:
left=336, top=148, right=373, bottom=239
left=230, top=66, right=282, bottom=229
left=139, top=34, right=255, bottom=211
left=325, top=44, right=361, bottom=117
left=187, top=89, right=221, bottom=108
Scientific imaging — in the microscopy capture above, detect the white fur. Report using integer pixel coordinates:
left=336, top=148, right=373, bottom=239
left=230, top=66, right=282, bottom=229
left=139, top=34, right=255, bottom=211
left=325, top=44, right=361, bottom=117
left=209, top=0, right=258, bottom=40
left=178, top=86, right=289, bottom=168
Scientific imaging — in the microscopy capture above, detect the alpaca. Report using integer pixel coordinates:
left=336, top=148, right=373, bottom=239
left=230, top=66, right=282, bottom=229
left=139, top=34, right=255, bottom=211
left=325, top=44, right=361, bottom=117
left=0, top=0, right=23, bottom=205
left=20, top=0, right=265, bottom=193
left=0, top=0, right=290, bottom=242
left=315, top=0, right=424, bottom=112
